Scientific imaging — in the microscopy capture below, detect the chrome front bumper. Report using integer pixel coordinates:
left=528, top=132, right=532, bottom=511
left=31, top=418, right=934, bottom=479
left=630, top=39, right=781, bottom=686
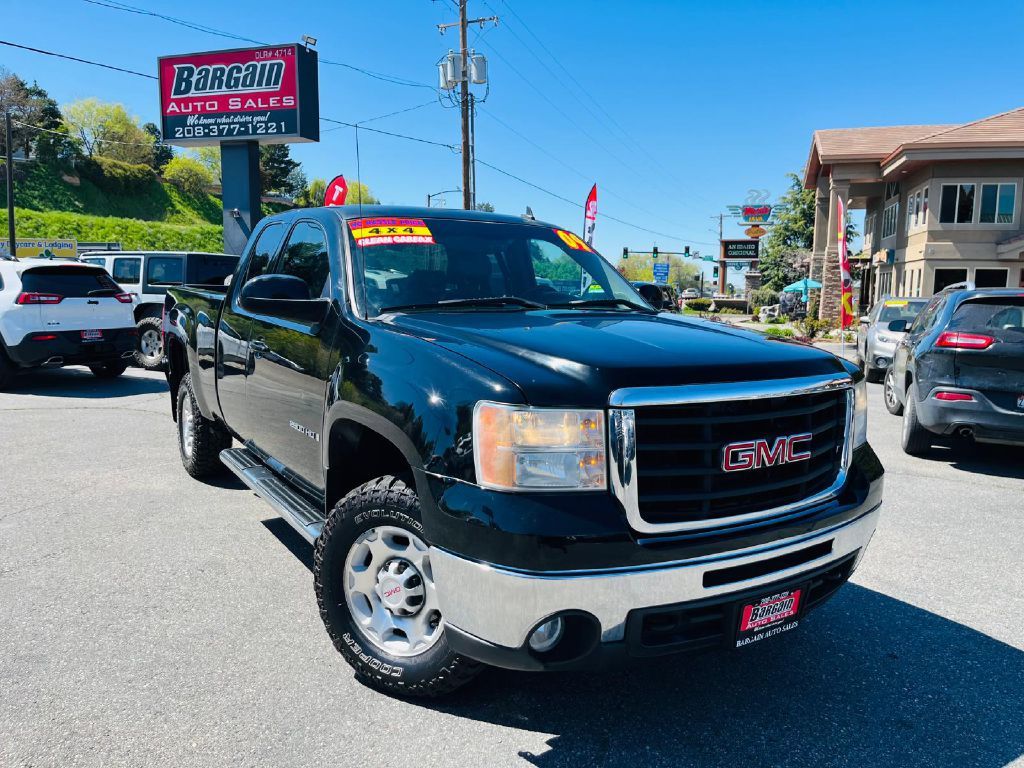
left=430, top=506, right=880, bottom=650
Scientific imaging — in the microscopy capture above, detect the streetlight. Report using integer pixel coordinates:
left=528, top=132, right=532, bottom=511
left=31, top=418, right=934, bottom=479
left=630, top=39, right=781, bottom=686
left=426, top=188, right=461, bottom=208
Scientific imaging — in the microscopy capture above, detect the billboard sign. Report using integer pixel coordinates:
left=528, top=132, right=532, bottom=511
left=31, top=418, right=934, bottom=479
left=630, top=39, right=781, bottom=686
left=744, top=225, right=767, bottom=239
left=158, top=44, right=319, bottom=147
left=741, top=205, right=773, bottom=224
left=652, top=261, right=670, bottom=285
left=723, top=239, right=759, bottom=260
left=0, top=238, right=77, bottom=259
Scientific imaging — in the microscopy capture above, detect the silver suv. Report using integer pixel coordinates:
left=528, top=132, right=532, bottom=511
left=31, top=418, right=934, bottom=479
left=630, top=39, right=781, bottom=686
left=856, top=296, right=928, bottom=382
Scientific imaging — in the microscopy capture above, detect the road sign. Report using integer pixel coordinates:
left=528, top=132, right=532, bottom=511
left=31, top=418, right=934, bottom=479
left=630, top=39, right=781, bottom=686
left=324, top=175, right=349, bottom=207
left=652, top=262, right=670, bottom=285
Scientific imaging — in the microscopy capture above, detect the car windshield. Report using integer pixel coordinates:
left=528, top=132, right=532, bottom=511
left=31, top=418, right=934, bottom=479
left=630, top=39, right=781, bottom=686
left=347, top=216, right=649, bottom=317
left=877, top=299, right=928, bottom=325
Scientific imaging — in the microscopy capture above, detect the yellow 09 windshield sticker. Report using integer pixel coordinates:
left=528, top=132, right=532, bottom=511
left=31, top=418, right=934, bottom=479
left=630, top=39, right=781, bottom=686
left=884, top=300, right=908, bottom=307
left=349, top=217, right=435, bottom=247
left=554, top=228, right=594, bottom=252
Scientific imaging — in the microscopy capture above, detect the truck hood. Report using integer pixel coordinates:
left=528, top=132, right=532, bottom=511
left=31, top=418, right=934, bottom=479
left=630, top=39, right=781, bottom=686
left=385, top=310, right=849, bottom=407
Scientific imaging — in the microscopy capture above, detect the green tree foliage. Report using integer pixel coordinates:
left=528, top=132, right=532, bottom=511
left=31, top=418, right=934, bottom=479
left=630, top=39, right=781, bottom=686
left=62, top=98, right=154, bottom=166
left=144, top=123, right=174, bottom=171
left=616, top=253, right=698, bottom=288
left=475, top=201, right=495, bottom=212
left=162, top=156, right=214, bottom=196
left=78, top=156, right=156, bottom=196
left=347, top=180, right=378, bottom=205
left=297, top=177, right=327, bottom=207
left=760, top=173, right=814, bottom=290
left=191, top=146, right=221, bottom=184
left=0, top=71, right=74, bottom=163
left=259, top=144, right=298, bottom=195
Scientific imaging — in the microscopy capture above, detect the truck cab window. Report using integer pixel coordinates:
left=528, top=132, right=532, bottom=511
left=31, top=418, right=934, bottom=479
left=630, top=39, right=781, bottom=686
left=278, top=222, right=330, bottom=298
left=112, top=258, right=142, bottom=284
left=243, top=223, right=286, bottom=285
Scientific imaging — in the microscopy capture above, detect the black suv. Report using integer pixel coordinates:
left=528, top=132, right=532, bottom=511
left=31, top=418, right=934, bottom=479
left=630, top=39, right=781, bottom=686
left=883, top=282, right=1024, bottom=454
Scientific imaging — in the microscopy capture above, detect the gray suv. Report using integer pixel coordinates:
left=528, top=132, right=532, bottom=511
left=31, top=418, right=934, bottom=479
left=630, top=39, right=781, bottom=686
left=856, top=297, right=928, bottom=382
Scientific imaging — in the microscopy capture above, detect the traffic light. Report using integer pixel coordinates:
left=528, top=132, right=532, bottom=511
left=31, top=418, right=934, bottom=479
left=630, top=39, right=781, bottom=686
left=652, top=246, right=659, bottom=259
left=622, top=247, right=629, bottom=259
left=713, top=266, right=719, bottom=279
left=684, top=246, right=690, bottom=257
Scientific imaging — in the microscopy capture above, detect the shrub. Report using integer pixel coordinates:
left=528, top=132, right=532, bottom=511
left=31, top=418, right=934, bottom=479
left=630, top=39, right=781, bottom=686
left=751, top=287, right=780, bottom=308
left=766, top=315, right=787, bottom=324
left=685, top=298, right=712, bottom=312
left=78, top=155, right=156, bottom=195
left=162, top=156, right=214, bottom=197
left=794, top=316, right=833, bottom=340
left=716, top=307, right=743, bottom=315
left=764, top=326, right=795, bottom=338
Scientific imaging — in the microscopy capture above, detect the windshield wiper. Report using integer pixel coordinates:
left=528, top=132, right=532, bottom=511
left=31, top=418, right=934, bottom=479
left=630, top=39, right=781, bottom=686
left=380, top=296, right=547, bottom=313
left=87, top=288, right=118, bottom=297
left=548, top=298, right=656, bottom=314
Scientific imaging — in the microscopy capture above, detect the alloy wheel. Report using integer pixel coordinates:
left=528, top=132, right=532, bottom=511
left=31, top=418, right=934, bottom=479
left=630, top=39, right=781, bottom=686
left=179, top=399, right=195, bottom=458
left=140, top=329, right=163, bottom=364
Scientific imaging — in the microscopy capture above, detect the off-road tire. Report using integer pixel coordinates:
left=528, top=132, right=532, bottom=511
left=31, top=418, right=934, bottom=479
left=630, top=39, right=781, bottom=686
left=883, top=367, right=904, bottom=416
left=134, top=316, right=164, bottom=371
left=314, top=475, right=483, bottom=698
left=89, top=362, right=128, bottom=378
left=0, top=349, right=15, bottom=390
left=901, top=386, right=932, bottom=456
left=176, top=372, right=231, bottom=478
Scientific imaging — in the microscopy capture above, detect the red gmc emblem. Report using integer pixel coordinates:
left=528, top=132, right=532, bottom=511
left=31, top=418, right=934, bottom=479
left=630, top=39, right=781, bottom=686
left=722, top=433, right=813, bottom=473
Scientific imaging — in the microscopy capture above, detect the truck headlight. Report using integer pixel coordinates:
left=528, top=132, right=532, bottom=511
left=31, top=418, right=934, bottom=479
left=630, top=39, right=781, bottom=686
left=473, top=402, right=606, bottom=491
left=852, top=378, right=868, bottom=448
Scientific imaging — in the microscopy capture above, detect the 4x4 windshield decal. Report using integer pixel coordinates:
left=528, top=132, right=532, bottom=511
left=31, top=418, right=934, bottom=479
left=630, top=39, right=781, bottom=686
left=348, top=218, right=435, bottom=248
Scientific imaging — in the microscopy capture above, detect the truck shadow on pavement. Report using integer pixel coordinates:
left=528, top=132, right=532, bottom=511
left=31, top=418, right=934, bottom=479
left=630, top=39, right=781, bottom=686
left=6, top=367, right=169, bottom=398
left=426, top=585, right=1024, bottom=768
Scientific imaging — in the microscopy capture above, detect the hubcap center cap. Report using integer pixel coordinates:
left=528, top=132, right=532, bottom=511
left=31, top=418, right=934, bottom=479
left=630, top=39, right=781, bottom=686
left=375, top=559, right=424, bottom=616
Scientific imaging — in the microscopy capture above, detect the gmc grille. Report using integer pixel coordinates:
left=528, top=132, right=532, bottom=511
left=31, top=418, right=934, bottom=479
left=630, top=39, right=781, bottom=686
left=632, top=388, right=848, bottom=529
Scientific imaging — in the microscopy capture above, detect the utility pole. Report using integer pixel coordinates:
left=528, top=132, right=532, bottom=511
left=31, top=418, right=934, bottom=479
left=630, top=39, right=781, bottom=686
left=4, top=111, right=15, bottom=261
left=437, top=3, right=497, bottom=210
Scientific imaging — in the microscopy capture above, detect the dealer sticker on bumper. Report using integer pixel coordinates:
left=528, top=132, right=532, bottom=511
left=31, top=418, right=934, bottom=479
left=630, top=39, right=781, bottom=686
left=735, top=588, right=802, bottom=648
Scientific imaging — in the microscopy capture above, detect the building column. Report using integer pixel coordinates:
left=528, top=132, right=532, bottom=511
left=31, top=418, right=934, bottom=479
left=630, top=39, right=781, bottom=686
left=809, top=178, right=830, bottom=284
left=819, top=178, right=850, bottom=323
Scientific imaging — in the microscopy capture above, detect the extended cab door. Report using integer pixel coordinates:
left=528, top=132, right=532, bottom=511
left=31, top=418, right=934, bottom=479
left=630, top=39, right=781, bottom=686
left=244, top=220, right=337, bottom=490
left=217, top=222, right=288, bottom=437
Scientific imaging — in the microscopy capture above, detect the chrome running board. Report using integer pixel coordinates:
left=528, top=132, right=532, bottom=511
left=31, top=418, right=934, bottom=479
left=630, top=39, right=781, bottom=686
left=220, top=447, right=325, bottom=543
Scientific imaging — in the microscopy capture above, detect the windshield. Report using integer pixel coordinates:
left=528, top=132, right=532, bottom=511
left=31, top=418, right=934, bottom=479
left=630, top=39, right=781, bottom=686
left=347, top=216, right=648, bottom=317
left=876, top=299, right=928, bottom=325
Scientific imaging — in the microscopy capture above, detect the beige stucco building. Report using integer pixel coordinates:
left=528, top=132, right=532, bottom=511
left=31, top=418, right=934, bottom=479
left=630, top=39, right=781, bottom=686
left=804, top=107, right=1024, bottom=320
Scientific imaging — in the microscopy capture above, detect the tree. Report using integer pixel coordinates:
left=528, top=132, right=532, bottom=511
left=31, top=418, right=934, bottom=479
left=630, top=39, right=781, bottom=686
left=285, top=166, right=307, bottom=200
left=62, top=98, right=154, bottom=165
left=192, top=146, right=221, bottom=184
left=144, top=123, right=173, bottom=171
left=163, top=155, right=213, bottom=196
left=759, top=173, right=815, bottom=290
left=259, top=144, right=298, bottom=195
left=297, top=177, right=327, bottom=207
left=0, top=72, right=73, bottom=163
left=475, top=201, right=495, bottom=212
left=616, top=254, right=698, bottom=287
left=347, top=180, right=378, bottom=204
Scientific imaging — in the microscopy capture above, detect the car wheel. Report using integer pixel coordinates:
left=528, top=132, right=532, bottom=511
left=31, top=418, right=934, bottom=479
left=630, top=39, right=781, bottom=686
left=89, top=362, right=128, bottom=378
left=901, top=386, right=932, bottom=456
left=883, top=367, right=904, bottom=415
left=176, top=372, right=231, bottom=478
left=134, top=317, right=164, bottom=371
left=314, top=475, right=483, bottom=698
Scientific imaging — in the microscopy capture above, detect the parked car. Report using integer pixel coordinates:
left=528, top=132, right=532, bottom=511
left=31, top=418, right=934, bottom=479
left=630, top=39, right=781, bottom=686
left=883, top=282, right=1024, bottom=454
left=79, top=251, right=239, bottom=370
left=0, top=260, right=137, bottom=388
left=681, top=288, right=700, bottom=300
left=164, top=205, right=881, bottom=697
left=856, top=296, right=928, bottom=382
left=629, top=281, right=678, bottom=311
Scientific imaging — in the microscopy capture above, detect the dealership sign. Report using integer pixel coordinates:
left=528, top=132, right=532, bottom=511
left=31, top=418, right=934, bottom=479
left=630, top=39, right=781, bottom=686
left=0, top=238, right=77, bottom=259
left=722, top=239, right=759, bottom=260
left=158, top=44, right=319, bottom=147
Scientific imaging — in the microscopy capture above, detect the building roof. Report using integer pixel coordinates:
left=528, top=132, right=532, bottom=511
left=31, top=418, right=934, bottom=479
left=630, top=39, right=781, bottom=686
left=805, top=106, right=1024, bottom=187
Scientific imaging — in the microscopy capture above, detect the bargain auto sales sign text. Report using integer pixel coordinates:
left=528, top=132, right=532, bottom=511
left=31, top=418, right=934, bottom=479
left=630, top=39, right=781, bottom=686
left=158, top=44, right=319, bottom=147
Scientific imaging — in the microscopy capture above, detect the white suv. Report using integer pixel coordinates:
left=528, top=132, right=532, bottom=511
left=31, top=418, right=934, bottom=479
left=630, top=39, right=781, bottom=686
left=0, top=260, right=137, bottom=389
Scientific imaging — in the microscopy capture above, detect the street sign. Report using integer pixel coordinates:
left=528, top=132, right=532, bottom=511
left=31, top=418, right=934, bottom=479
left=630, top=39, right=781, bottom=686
left=324, top=174, right=349, bottom=206
left=652, top=262, right=670, bottom=285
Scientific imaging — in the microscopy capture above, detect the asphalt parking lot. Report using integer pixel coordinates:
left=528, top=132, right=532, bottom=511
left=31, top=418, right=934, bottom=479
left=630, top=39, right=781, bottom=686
left=1, top=365, right=1023, bottom=768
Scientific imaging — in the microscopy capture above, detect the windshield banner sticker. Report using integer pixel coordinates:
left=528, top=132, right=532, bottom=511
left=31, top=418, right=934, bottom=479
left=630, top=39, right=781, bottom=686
left=554, top=229, right=594, bottom=253
left=349, top=218, right=435, bottom=247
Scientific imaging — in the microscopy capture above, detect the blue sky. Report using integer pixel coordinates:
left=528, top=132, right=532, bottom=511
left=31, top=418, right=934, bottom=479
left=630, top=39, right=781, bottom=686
left=3, top=0, right=1023, bottom=279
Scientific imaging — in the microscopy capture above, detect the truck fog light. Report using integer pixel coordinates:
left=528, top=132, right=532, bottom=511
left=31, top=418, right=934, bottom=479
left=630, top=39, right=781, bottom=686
left=528, top=616, right=564, bottom=653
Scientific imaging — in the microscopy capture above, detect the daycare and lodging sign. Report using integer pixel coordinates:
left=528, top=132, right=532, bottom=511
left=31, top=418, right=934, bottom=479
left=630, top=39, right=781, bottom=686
left=158, top=44, right=319, bottom=147
left=0, top=238, right=77, bottom=259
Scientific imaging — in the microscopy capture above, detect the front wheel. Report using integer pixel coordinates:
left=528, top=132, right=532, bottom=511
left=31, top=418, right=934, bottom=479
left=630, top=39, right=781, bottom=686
left=883, top=367, right=903, bottom=415
left=134, top=317, right=164, bottom=371
left=176, top=372, right=231, bottom=478
left=314, top=476, right=482, bottom=697
left=89, top=362, right=128, bottom=378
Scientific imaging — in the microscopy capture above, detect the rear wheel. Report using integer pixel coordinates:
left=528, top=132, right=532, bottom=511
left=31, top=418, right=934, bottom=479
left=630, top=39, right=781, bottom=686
left=314, top=476, right=482, bottom=697
left=883, top=367, right=904, bottom=415
left=901, top=386, right=932, bottom=456
left=134, top=317, right=164, bottom=371
left=176, top=372, right=230, bottom=478
left=0, top=349, right=15, bottom=390
left=89, top=362, right=128, bottom=378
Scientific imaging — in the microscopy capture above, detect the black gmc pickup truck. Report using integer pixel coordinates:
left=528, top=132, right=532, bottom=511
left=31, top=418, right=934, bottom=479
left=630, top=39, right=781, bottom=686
left=164, top=205, right=883, bottom=697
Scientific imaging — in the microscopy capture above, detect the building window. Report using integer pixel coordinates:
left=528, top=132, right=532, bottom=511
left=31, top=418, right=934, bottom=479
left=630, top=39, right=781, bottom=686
left=863, top=213, right=876, bottom=253
left=934, top=268, right=968, bottom=292
left=975, top=268, right=1008, bottom=288
left=939, top=184, right=976, bottom=224
left=882, top=202, right=899, bottom=239
left=885, top=181, right=901, bottom=200
left=978, top=183, right=1016, bottom=224
left=922, top=188, right=929, bottom=226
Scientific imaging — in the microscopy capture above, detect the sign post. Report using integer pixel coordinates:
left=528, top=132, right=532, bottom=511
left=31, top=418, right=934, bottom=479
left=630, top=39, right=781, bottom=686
left=158, top=43, right=320, bottom=253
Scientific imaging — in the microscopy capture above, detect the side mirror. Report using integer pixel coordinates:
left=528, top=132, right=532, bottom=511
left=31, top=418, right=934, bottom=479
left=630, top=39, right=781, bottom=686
left=859, top=316, right=870, bottom=324
left=240, top=274, right=330, bottom=325
left=887, top=319, right=909, bottom=333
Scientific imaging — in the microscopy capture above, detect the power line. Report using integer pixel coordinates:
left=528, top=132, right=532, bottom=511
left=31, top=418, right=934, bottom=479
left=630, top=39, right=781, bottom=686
left=321, top=100, right=438, bottom=133
left=0, top=39, right=156, bottom=79
left=81, top=0, right=434, bottom=89
left=319, top=117, right=459, bottom=152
